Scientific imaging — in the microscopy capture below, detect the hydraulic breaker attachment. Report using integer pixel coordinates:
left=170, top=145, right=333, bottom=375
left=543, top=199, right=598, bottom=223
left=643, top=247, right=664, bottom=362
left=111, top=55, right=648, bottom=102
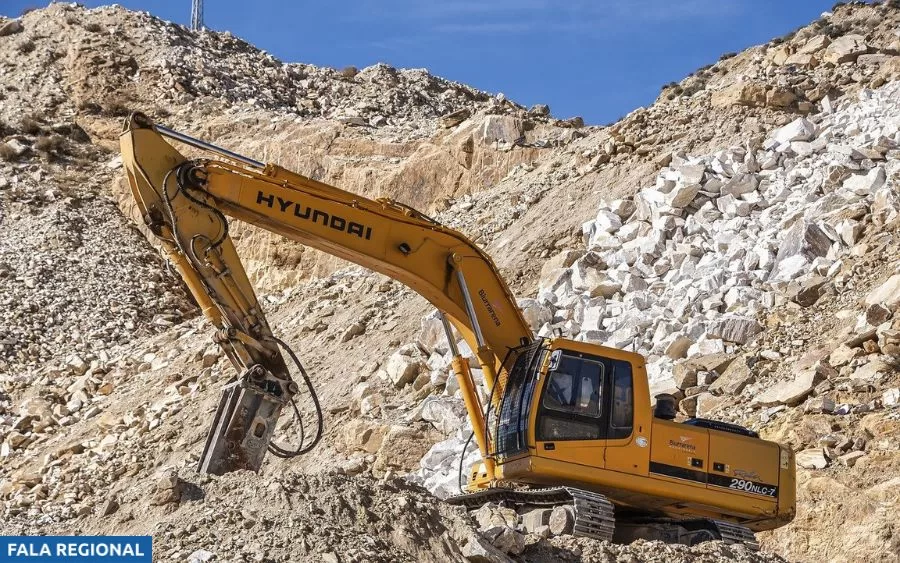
left=199, top=364, right=297, bottom=475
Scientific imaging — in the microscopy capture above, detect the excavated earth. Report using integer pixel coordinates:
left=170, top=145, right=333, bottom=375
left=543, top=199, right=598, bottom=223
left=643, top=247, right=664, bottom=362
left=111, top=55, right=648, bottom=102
left=1, top=2, right=899, bottom=562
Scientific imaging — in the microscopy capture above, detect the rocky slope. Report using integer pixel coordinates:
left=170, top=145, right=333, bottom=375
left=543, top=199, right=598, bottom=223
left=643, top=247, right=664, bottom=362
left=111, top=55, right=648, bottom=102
left=410, top=76, right=900, bottom=563
left=1, top=2, right=899, bottom=562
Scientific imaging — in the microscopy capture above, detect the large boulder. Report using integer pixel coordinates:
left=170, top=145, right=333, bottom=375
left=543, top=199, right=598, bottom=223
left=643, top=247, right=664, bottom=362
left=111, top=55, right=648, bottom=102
left=872, top=187, right=900, bottom=225
left=711, top=82, right=767, bottom=108
left=705, top=316, right=763, bottom=345
left=461, top=535, right=514, bottom=563
left=770, top=220, right=832, bottom=281
left=784, top=53, right=818, bottom=68
left=594, top=210, right=623, bottom=233
left=539, top=250, right=584, bottom=282
left=843, top=166, right=886, bottom=196
left=828, top=345, right=862, bottom=368
left=676, top=164, right=706, bottom=185
left=420, top=396, right=467, bottom=435
left=417, top=312, right=453, bottom=354
left=823, top=34, right=868, bottom=64
left=766, top=87, right=797, bottom=108
left=696, top=392, right=729, bottom=417
left=796, top=448, right=829, bottom=469
left=668, top=183, right=701, bottom=208
left=483, top=527, right=525, bottom=556
left=384, top=345, right=427, bottom=388
left=709, top=355, right=755, bottom=395
left=799, top=35, right=830, bottom=54
left=474, top=504, right=519, bottom=530
left=372, top=426, right=432, bottom=477
left=517, top=298, right=552, bottom=332
left=672, top=353, right=734, bottom=389
left=481, top=116, right=524, bottom=144
left=338, top=419, right=389, bottom=454
left=864, top=274, right=900, bottom=312
left=771, top=118, right=817, bottom=144
left=852, top=360, right=892, bottom=382
left=720, top=173, right=759, bottom=197
left=753, top=369, right=823, bottom=407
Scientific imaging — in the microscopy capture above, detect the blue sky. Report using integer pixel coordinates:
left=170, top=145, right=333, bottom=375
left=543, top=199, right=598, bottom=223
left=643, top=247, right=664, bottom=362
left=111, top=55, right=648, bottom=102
left=6, top=1, right=837, bottom=124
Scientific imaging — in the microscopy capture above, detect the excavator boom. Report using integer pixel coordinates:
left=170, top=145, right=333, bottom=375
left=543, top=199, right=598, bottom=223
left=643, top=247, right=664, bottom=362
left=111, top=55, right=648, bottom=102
left=119, top=113, right=531, bottom=474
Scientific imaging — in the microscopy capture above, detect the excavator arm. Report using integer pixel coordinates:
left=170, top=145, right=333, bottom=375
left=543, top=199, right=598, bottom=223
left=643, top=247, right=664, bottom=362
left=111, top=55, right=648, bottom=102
left=119, top=113, right=533, bottom=476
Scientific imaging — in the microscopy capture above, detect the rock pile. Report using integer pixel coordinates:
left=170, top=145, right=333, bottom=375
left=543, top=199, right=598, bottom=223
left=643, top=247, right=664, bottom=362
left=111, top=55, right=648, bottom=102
left=0, top=115, right=193, bottom=374
left=537, top=80, right=899, bottom=400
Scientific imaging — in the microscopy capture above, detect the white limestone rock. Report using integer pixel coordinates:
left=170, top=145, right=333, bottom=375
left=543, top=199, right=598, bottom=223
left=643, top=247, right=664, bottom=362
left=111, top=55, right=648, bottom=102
left=417, top=312, right=452, bottom=354
left=771, top=118, right=816, bottom=144
left=771, top=220, right=831, bottom=281
left=412, top=430, right=480, bottom=499
left=420, top=396, right=467, bottom=435
left=842, top=166, right=886, bottom=196
left=796, top=448, right=829, bottom=470
left=720, top=173, right=759, bottom=197
left=609, top=199, right=636, bottom=219
left=706, top=315, right=763, bottom=345
left=385, top=345, right=426, bottom=388
left=864, top=274, right=900, bottom=312
left=517, top=298, right=552, bottom=331
left=668, top=183, right=701, bottom=208
left=753, top=369, right=822, bottom=406
left=677, top=164, right=707, bottom=185
left=594, top=210, right=623, bottom=234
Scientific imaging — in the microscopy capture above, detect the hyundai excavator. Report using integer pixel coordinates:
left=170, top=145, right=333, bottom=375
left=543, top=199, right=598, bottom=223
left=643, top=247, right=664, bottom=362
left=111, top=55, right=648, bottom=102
left=120, top=113, right=795, bottom=549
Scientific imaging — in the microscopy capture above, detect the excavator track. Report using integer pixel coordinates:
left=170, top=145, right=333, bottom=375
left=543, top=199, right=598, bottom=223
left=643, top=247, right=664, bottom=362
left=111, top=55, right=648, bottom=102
left=448, top=488, right=759, bottom=550
left=613, top=516, right=760, bottom=550
left=710, top=520, right=760, bottom=550
left=446, top=487, right=616, bottom=541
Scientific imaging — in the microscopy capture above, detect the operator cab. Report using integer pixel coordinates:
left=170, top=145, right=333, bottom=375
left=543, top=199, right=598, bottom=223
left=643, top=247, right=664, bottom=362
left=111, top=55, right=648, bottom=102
left=537, top=349, right=634, bottom=442
left=492, top=340, right=637, bottom=461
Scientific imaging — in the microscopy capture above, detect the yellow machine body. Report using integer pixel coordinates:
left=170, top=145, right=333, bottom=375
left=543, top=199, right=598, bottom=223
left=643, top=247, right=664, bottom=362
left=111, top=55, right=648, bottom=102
left=468, top=339, right=795, bottom=531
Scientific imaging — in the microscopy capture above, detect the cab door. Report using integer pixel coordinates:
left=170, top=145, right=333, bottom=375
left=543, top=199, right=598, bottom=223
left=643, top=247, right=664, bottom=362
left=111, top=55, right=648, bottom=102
left=534, top=350, right=607, bottom=469
left=603, top=357, right=647, bottom=474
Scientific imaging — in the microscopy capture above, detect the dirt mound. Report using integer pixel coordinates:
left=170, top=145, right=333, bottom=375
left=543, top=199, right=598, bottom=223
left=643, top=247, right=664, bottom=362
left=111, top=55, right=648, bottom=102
left=25, top=470, right=476, bottom=562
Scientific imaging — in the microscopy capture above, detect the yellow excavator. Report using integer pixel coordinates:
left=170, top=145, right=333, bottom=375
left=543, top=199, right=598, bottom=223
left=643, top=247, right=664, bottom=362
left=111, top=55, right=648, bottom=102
left=120, top=113, right=795, bottom=549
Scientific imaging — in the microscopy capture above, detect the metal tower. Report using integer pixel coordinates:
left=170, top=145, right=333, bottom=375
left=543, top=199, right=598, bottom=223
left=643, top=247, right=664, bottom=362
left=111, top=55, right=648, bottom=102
left=191, top=0, right=204, bottom=31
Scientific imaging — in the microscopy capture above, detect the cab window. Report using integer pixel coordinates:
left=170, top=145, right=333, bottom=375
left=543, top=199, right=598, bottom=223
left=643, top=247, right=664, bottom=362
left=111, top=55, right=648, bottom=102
left=609, top=360, right=634, bottom=439
left=536, top=351, right=636, bottom=443
left=537, top=353, right=604, bottom=441
left=542, top=355, right=603, bottom=417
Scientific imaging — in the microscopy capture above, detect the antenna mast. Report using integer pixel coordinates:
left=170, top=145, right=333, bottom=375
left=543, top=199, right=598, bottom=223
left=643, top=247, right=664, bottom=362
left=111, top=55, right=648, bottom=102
left=191, top=0, right=204, bottom=31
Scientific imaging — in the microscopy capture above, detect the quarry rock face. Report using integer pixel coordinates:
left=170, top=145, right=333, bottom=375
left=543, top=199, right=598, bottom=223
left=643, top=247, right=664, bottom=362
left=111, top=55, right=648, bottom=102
left=2, top=2, right=900, bottom=562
